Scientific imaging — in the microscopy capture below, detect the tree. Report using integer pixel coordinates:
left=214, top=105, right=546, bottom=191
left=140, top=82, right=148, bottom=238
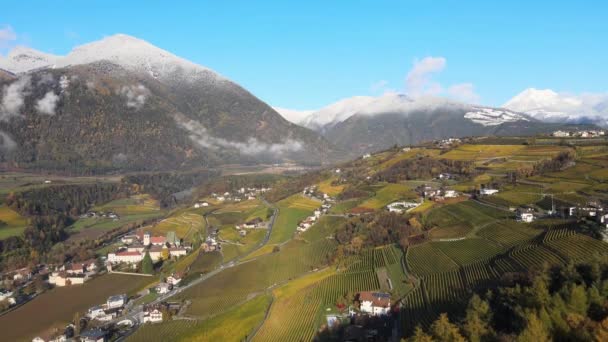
left=141, top=251, right=154, bottom=274
left=463, top=295, right=493, bottom=342
left=431, top=313, right=465, bottom=342
left=517, top=312, right=549, bottom=342
left=567, top=284, right=588, bottom=315
left=409, top=326, right=433, bottom=342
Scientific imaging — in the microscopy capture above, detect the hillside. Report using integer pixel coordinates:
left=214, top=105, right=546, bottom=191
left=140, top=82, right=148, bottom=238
left=0, top=35, right=332, bottom=173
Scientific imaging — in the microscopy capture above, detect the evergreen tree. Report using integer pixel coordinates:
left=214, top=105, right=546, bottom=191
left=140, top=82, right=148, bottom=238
left=431, top=313, right=465, bottom=342
left=409, top=326, right=434, bottom=342
left=517, top=312, right=549, bottom=342
left=463, top=295, right=493, bottom=342
left=141, top=251, right=154, bottom=274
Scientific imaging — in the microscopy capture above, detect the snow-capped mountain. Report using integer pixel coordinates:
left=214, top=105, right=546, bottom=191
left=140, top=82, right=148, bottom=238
left=272, top=107, right=315, bottom=124
left=0, top=35, right=331, bottom=172
left=0, top=34, right=225, bottom=85
left=504, top=88, right=608, bottom=126
left=300, top=96, right=375, bottom=130
left=293, top=92, right=578, bottom=154
left=300, top=93, right=530, bottom=130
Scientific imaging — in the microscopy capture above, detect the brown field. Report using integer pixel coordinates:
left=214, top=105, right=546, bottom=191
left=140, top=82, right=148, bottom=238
left=0, top=274, right=154, bottom=341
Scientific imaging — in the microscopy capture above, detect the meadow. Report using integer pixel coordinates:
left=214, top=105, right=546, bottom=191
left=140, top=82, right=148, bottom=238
left=356, top=183, right=415, bottom=210
left=267, top=194, right=320, bottom=245
left=0, top=205, right=28, bottom=239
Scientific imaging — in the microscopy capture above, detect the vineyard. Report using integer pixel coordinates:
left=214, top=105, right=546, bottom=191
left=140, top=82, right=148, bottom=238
left=399, top=228, right=608, bottom=334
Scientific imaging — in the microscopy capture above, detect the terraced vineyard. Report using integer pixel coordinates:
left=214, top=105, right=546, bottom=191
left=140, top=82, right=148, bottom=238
left=509, top=243, right=565, bottom=270
left=545, top=234, right=608, bottom=262
left=431, top=239, right=504, bottom=265
left=253, top=295, right=321, bottom=342
left=478, top=221, right=540, bottom=247
left=407, top=243, right=459, bottom=276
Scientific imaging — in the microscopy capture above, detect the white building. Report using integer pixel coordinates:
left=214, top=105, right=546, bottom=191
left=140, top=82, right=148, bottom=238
left=108, top=251, right=144, bottom=264
left=480, top=189, right=499, bottom=196
left=155, top=283, right=172, bottom=294
left=359, top=292, right=391, bottom=316
left=107, top=294, right=127, bottom=309
left=87, top=306, right=105, bottom=319
left=519, top=212, right=535, bottom=223
left=444, top=190, right=457, bottom=198
left=48, top=272, right=89, bottom=287
left=143, top=308, right=163, bottom=323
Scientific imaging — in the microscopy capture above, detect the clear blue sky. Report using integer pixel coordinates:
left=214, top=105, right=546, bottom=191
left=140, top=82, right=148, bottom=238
left=1, top=1, right=606, bottom=109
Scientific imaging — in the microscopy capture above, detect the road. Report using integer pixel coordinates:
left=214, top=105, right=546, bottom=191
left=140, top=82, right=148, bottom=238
left=112, top=196, right=279, bottom=334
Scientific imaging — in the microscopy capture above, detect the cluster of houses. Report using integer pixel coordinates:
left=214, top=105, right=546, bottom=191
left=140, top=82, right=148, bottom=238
left=108, top=230, right=190, bottom=266
left=208, top=187, right=271, bottom=203
left=86, top=293, right=128, bottom=322
left=417, top=184, right=460, bottom=201
left=436, top=137, right=462, bottom=148
left=297, top=186, right=334, bottom=233
left=552, top=130, right=605, bottom=138
left=48, top=259, right=98, bottom=287
left=235, top=217, right=268, bottom=237
left=79, top=211, right=119, bottom=221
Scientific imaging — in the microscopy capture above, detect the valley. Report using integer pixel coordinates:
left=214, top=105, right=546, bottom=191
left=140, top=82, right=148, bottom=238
left=1, top=133, right=607, bottom=341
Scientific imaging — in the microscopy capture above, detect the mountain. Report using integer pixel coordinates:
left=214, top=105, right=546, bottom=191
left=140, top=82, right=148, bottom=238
left=299, top=96, right=375, bottom=132
left=504, top=88, right=608, bottom=126
left=0, top=35, right=331, bottom=173
left=271, top=107, right=314, bottom=124
left=299, top=93, right=587, bottom=154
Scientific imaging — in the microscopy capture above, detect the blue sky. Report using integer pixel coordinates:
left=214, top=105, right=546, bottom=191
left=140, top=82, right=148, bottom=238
left=1, top=1, right=606, bottom=110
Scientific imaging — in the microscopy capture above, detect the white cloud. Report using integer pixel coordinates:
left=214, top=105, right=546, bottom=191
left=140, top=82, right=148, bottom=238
left=448, top=83, right=480, bottom=103
left=0, top=25, right=17, bottom=50
left=35, top=91, right=60, bottom=115
left=504, top=88, right=608, bottom=125
left=402, top=56, right=480, bottom=103
left=177, top=118, right=303, bottom=155
left=119, top=84, right=149, bottom=110
left=405, top=56, right=446, bottom=96
left=1, top=75, right=30, bottom=120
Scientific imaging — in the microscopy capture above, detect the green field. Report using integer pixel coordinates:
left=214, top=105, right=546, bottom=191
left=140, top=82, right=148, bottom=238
left=0, top=205, right=28, bottom=239
left=93, top=193, right=160, bottom=215
left=128, top=294, right=272, bottom=342
left=357, top=183, right=416, bottom=210
left=267, top=194, right=320, bottom=245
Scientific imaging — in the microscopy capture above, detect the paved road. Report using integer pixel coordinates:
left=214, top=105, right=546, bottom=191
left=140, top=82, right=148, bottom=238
left=112, top=196, right=279, bottom=333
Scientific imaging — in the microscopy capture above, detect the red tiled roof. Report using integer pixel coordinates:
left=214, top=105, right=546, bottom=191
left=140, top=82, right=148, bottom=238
left=150, top=236, right=166, bottom=244
left=359, top=291, right=390, bottom=308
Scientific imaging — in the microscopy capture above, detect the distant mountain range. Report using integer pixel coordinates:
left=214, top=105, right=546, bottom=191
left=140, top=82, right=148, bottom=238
left=503, top=88, right=608, bottom=126
left=0, top=34, right=331, bottom=173
left=275, top=93, right=592, bottom=154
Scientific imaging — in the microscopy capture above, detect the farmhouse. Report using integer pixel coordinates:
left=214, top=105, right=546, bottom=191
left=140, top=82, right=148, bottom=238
left=143, top=306, right=164, bottom=323
left=87, top=305, right=105, bottom=319
left=480, top=189, right=499, bottom=196
left=358, top=291, right=391, bottom=316
left=444, top=190, right=458, bottom=198
left=167, top=272, right=183, bottom=286
left=79, top=328, right=108, bottom=342
left=48, top=272, right=89, bottom=287
left=518, top=211, right=535, bottom=223
left=169, top=247, right=188, bottom=258
left=156, top=282, right=172, bottom=294
left=107, top=294, right=127, bottom=309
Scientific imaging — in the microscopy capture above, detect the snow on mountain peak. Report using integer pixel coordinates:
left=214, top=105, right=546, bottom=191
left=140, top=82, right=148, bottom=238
left=504, top=88, right=608, bottom=126
left=0, top=34, right=225, bottom=84
left=300, top=95, right=376, bottom=129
